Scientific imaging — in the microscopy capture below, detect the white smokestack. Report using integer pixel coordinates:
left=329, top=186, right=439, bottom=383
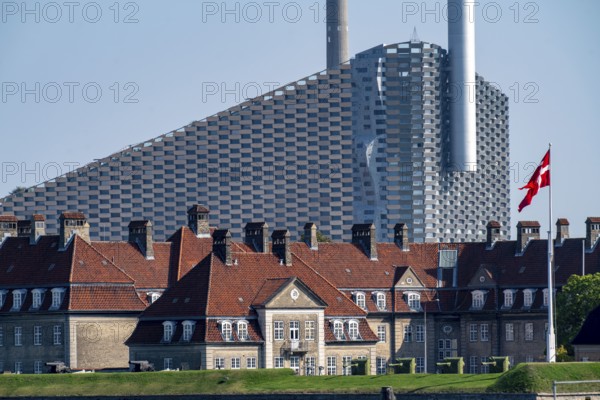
left=326, top=0, right=349, bottom=69
left=448, top=0, right=477, bottom=172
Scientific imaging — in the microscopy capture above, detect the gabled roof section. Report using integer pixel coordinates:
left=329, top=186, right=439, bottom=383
left=467, top=264, right=497, bottom=288
left=394, top=266, right=425, bottom=288
left=70, top=236, right=134, bottom=284
left=252, top=277, right=328, bottom=309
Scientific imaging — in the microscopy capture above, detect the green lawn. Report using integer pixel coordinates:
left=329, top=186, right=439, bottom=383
left=0, top=363, right=598, bottom=397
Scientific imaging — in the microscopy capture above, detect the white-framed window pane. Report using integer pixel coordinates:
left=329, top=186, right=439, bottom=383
left=231, top=357, right=240, bottom=369
left=376, top=293, right=386, bottom=310
left=355, top=293, right=366, bottom=309
left=53, top=325, right=62, bottom=345
left=525, top=323, right=534, bottom=341
left=163, top=358, right=173, bottom=370
left=214, top=357, right=225, bottom=369
left=416, top=357, right=424, bottom=373
left=505, top=323, right=514, bottom=341
left=403, top=324, right=412, bottom=342
left=524, top=290, right=533, bottom=307
left=327, top=356, right=337, bottom=375
left=183, top=323, right=193, bottom=341
left=237, top=322, right=248, bottom=341
left=333, top=321, right=344, bottom=340
left=305, top=356, right=316, bottom=376
left=274, top=321, right=284, bottom=341
left=274, top=357, right=284, bottom=368
left=415, top=324, right=424, bottom=342
left=480, top=356, right=489, bottom=373
left=376, top=357, right=387, bottom=375
left=34, top=360, right=43, bottom=374
left=480, top=324, right=489, bottom=341
left=469, top=356, right=478, bottom=374
left=34, top=325, right=42, bottom=346
left=342, top=355, right=352, bottom=376
left=290, top=356, right=300, bottom=374
left=348, top=321, right=359, bottom=340
left=246, top=357, right=256, bottom=369
left=289, top=321, right=299, bottom=341
left=14, top=361, right=22, bottom=374
left=14, top=326, right=22, bottom=346
left=469, top=324, right=477, bottom=342
left=377, top=325, right=386, bottom=342
left=305, top=321, right=315, bottom=340
left=221, top=322, right=232, bottom=341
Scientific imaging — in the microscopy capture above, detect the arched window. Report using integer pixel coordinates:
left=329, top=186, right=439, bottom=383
left=182, top=321, right=196, bottom=342
left=162, top=321, right=175, bottom=342
left=237, top=321, right=249, bottom=341
left=407, top=292, right=421, bottom=310
left=523, top=289, right=533, bottom=307
left=503, top=289, right=515, bottom=308
left=332, top=320, right=345, bottom=340
left=348, top=320, right=360, bottom=340
left=221, top=321, right=233, bottom=341
left=375, top=292, right=386, bottom=310
left=472, top=290, right=485, bottom=309
left=354, top=292, right=366, bottom=309
left=32, top=289, right=44, bottom=309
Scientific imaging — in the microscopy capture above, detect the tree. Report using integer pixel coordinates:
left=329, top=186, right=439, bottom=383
left=10, top=186, right=26, bottom=195
left=300, top=231, right=331, bottom=243
left=556, top=273, right=600, bottom=354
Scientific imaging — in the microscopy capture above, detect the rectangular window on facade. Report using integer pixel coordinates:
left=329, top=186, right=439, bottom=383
left=290, top=356, right=300, bottom=374
left=53, top=325, right=62, bottom=345
left=305, top=356, right=316, bottom=376
left=342, top=355, right=352, bottom=376
left=416, top=357, right=425, bottom=373
left=289, top=321, right=299, bottom=341
left=231, top=357, right=240, bottom=369
left=470, top=324, right=478, bottom=342
left=469, top=356, right=478, bottom=374
left=164, top=358, right=173, bottom=370
left=246, top=357, right=256, bottom=369
left=214, top=357, right=225, bottom=369
left=480, top=356, right=489, bottom=374
left=274, top=321, right=284, bottom=341
left=274, top=357, right=284, bottom=368
left=403, top=324, right=412, bottom=342
left=505, top=323, right=514, bottom=341
left=34, top=326, right=42, bottom=346
left=377, top=325, right=386, bottom=342
left=305, top=321, right=315, bottom=340
left=525, top=323, right=534, bottom=341
left=376, top=357, right=387, bottom=375
left=14, top=361, right=22, bottom=374
left=480, top=324, right=489, bottom=341
left=415, top=324, right=424, bottom=342
left=327, top=356, right=337, bottom=375
left=525, top=355, right=534, bottom=363
left=14, top=326, right=22, bottom=346
left=34, top=360, right=43, bottom=374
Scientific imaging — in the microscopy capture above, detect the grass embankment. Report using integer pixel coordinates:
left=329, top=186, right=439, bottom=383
left=489, top=362, right=600, bottom=393
left=0, top=363, right=598, bottom=397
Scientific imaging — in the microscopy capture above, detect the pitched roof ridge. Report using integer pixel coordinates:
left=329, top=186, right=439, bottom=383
left=176, top=226, right=187, bottom=281
left=81, top=236, right=136, bottom=283
left=67, top=235, right=76, bottom=310
left=290, top=252, right=366, bottom=316
left=204, top=254, right=215, bottom=316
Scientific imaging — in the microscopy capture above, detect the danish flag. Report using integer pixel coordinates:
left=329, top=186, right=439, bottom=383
left=518, top=150, right=550, bottom=212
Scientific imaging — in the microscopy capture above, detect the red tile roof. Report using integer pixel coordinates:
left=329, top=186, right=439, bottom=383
left=60, top=212, right=86, bottom=219
left=69, top=285, right=145, bottom=311
left=0, top=215, right=18, bottom=222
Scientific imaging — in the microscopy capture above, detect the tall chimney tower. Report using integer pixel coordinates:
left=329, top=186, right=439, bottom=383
left=448, top=0, right=477, bottom=172
left=326, top=0, right=349, bottom=69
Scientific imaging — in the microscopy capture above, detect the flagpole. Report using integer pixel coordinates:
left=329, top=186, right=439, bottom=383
left=546, top=143, right=556, bottom=362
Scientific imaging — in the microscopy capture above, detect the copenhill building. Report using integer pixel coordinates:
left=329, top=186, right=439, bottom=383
left=0, top=0, right=509, bottom=243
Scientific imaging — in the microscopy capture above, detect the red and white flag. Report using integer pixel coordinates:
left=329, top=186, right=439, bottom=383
left=518, top=150, right=550, bottom=212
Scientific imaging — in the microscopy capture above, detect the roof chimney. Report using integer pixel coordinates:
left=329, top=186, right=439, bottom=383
left=326, top=0, right=349, bottom=69
left=0, top=215, right=18, bottom=239
left=272, top=230, right=292, bottom=267
left=516, top=221, right=540, bottom=254
left=555, top=218, right=569, bottom=246
left=59, top=212, right=89, bottom=249
left=128, top=220, right=155, bottom=260
left=394, top=223, right=409, bottom=251
left=244, top=222, right=269, bottom=253
left=486, top=221, right=501, bottom=248
left=304, top=223, right=318, bottom=250
left=23, top=215, right=45, bottom=244
left=213, top=229, right=232, bottom=266
left=187, top=205, right=210, bottom=238
left=585, top=217, right=600, bottom=250
left=352, top=223, right=377, bottom=261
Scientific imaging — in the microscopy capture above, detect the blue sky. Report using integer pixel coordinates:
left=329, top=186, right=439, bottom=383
left=0, top=0, right=598, bottom=238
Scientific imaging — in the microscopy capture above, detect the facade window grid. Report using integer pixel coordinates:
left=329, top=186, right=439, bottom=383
left=327, top=356, right=337, bottom=375
left=14, top=326, right=22, bottom=346
left=305, top=356, right=316, bottom=376
left=214, top=357, right=225, bottom=369
left=246, top=357, right=256, bottom=369
left=274, top=357, right=284, bottom=369
left=377, top=325, right=386, bottom=342
left=480, top=324, right=489, bottom=341
left=403, top=324, right=413, bottom=342
left=305, top=321, right=315, bottom=340
left=505, top=323, right=514, bottom=342
left=231, top=357, right=241, bottom=369
left=525, top=323, right=534, bottom=341
left=376, top=357, right=387, bottom=375
left=34, top=326, right=42, bottom=346
left=53, top=325, right=62, bottom=345
left=274, top=321, right=284, bottom=341
left=470, top=324, right=478, bottom=342
left=164, top=358, right=173, bottom=370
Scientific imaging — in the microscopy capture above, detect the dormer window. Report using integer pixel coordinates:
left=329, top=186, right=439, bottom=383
left=503, top=289, right=515, bottom=308
left=332, top=320, right=345, bottom=340
left=373, top=292, right=386, bottom=311
left=237, top=321, right=249, bottom=341
left=472, top=290, right=485, bottom=310
left=221, top=321, right=233, bottom=341
left=182, top=320, right=196, bottom=342
left=348, top=320, right=361, bottom=340
left=354, top=292, right=366, bottom=309
left=11, top=289, right=26, bottom=311
left=406, top=292, right=421, bottom=310
left=162, top=321, right=176, bottom=342
left=50, top=288, right=66, bottom=310
left=523, top=289, right=534, bottom=308
left=0, top=290, right=8, bottom=308
left=31, top=289, right=45, bottom=309
left=147, top=292, right=161, bottom=304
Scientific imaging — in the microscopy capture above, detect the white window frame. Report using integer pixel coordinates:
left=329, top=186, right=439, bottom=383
left=305, top=320, right=315, bottom=340
left=525, top=322, right=534, bottom=341
left=162, top=321, right=175, bottom=343
left=376, top=357, right=387, bottom=375
left=348, top=320, right=360, bottom=340
left=354, top=292, right=366, bottom=309
left=53, top=325, right=62, bottom=345
left=505, top=323, right=514, bottom=342
left=11, top=289, right=26, bottom=311
left=327, top=356, right=337, bottom=375
left=214, top=357, right=225, bottom=369
left=221, top=321, right=232, bottom=341
left=31, top=289, right=45, bottom=309
left=472, top=290, right=485, bottom=309
left=305, top=356, right=316, bottom=376
left=14, top=361, right=22, bottom=374
left=274, top=356, right=284, bottom=368
left=289, top=320, right=300, bottom=341
left=523, top=289, right=533, bottom=307
left=374, top=292, right=386, bottom=310
left=273, top=321, right=284, bottom=341
left=34, top=360, right=43, bottom=374
left=480, top=324, right=489, bottom=341
left=503, top=289, right=515, bottom=308
left=246, top=357, right=256, bottom=369
left=34, top=325, right=42, bottom=346
left=407, top=292, right=421, bottom=310
left=163, top=358, right=173, bottom=370
left=415, top=324, right=424, bottom=342
left=290, top=356, right=300, bottom=374
left=332, top=320, right=345, bottom=340
left=403, top=324, right=412, bottom=342
left=481, top=356, right=489, bottom=373
left=416, top=357, right=425, bottom=373
left=469, top=356, right=478, bottom=374
left=237, top=321, right=248, bottom=341
left=469, top=324, right=478, bottom=342
left=50, top=288, right=66, bottom=310
left=377, top=325, right=386, bottom=343
left=342, top=355, right=352, bottom=376
left=182, top=320, right=195, bottom=342
left=231, top=357, right=240, bottom=369
left=14, top=326, right=22, bottom=346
